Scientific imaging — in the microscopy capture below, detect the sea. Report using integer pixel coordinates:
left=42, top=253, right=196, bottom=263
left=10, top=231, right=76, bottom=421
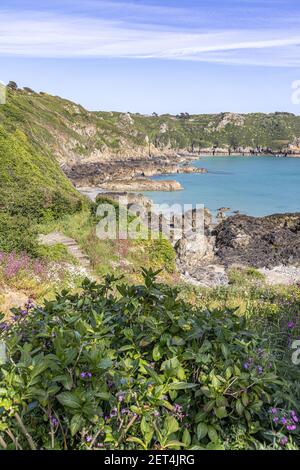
left=145, top=156, right=300, bottom=217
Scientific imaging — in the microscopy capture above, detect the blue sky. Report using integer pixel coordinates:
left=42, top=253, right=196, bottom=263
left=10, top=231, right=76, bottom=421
left=0, top=0, right=300, bottom=114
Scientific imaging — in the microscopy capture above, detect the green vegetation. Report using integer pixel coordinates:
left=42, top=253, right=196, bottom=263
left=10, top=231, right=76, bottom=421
left=0, top=124, right=85, bottom=255
left=38, top=200, right=177, bottom=283
left=1, top=88, right=300, bottom=170
left=1, top=85, right=300, bottom=451
left=0, top=270, right=299, bottom=450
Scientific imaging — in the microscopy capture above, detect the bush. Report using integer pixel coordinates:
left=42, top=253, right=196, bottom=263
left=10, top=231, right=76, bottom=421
left=0, top=270, right=298, bottom=450
left=0, top=214, right=38, bottom=255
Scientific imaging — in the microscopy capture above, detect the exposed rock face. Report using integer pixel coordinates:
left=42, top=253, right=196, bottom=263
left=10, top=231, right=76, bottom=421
left=174, top=211, right=300, bottom=286
left=100, top=179, right=183, bottom=192
left=66, top=158, right=207, bottom=187
left=213, top=213, right=300, bottom=268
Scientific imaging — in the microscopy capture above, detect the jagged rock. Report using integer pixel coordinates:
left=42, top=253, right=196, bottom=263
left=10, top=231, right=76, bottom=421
left=100, top=179, right=183, bottom=192
left=213, top=213, right=300, bottom=268
left=7, top=81, right=18, bottom=90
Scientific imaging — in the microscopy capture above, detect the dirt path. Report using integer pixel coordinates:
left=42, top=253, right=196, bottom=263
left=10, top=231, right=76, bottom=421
left=38, top=232, right=91, bottom=269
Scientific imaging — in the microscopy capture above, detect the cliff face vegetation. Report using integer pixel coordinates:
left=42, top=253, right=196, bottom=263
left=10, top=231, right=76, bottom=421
left=1, top=85, right=300, bottom=172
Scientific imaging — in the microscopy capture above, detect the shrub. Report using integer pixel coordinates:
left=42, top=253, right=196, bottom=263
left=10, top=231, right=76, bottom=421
left=0, top=270, right=298, bottom=450
left=0, top=214, right=38, bottom=255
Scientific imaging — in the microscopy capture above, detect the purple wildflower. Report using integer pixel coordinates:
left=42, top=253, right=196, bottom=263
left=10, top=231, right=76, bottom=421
left=118, top=393, right=125, bottom=403
left=280, top=436, right=288, bottom=446
left=287, top=425, right=296, bottom=431
left=173, top=404, right=183, bottom=413
left=110, top=408, right=118, bottom=418
left=288, top=321, right=295, bottom=329
left=281, top=417, right=287, bottom=425
left=50, top=416, right=59, bottom=427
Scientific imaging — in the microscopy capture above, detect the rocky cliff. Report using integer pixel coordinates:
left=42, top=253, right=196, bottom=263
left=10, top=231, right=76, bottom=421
left=1, top=84, right=300, bottom=177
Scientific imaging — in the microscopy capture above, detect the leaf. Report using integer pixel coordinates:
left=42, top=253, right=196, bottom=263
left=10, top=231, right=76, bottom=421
left=236, top=399, right=244, bottom=416
left=241, top=392, right=249, bottom=407
left=208, top=425, right=219, bottom=443
left=214, top=407, right=228, bottom=419
left=152, top=344, right=161, bottom=361
left=57, top=392, right=81, bottom=409
left=70, top=414, right=85, bottom=436
left=165, top=440, right=185, bottom=448
left=182, top=428, right=191, bottom=447
left=99, top=358, right=113, bottom=369
left=164, top=416, right=179, bottom=436
left=206, top=442, right=225, bottom=450
left=221, top=343, right=229, bottom=359
left=169, top=382, right=198, bottom=390
left=127, top=437, right=147, bottom=449
left=197, top=422, right=208, bottom=440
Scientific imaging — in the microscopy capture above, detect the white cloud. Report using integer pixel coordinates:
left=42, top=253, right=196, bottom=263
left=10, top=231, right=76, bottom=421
left=0, top=8, right=300, bottom=66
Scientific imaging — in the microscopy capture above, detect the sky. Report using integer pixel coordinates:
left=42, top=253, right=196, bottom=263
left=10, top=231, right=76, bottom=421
left=0, top=0, right=300, bottom=114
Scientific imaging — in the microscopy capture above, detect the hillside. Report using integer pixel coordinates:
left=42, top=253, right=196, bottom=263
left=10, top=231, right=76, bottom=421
left=1, top=84, right=300, bottom=173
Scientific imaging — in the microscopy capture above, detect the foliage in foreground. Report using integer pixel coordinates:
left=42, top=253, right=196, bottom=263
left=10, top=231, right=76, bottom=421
left=0, top=270, right=299, bottom=450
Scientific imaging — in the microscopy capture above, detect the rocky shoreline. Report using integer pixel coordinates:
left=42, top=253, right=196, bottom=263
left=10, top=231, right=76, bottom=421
left=66, top=154, right=208, bottom=192
left=85, top=184, right=300, bottom=287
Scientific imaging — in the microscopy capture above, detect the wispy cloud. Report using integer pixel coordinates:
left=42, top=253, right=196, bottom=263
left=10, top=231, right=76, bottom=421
left=0, top=3, right=300, bottom=66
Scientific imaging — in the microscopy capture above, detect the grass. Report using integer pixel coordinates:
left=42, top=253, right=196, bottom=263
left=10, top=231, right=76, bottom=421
left=37, top=205, right=178, bottom=284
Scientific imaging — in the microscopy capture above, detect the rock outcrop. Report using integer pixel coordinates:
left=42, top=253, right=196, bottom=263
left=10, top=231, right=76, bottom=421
left=213, top=213, right=300, bottom=268
left=100, top=179, right=183, bottom=192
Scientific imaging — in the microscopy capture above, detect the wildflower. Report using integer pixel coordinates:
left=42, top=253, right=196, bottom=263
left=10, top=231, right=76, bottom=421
left=271, top=408, right=278, bottom=414
left=280, top=436, right=288, bottom=446
left=85, top=436, right=92, bottom=443
left=287, top=425, right=296, bottom=431
left=50, top=416, right=59, bottom=427
left=243, top=362, right=250, bottom=370
left=291, top=414, right=298, bottom=423
left=257, top=366, right=263, bottom=375
left=80, top=371, right=92, bottom=379
left=110, top=408, right=118, bottom=418
left=173, top=404, right=183, bottom=413
left=288, top=321, right=295, bottom=329
left=118, top=393, right=125, bottom=403
left=273, top=417, right=279, bottom=423
left=281, top=417, right=287, bottom=425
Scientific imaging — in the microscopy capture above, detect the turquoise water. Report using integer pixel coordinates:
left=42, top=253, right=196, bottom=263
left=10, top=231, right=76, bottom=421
left=145, top=156, right=300, bottom=217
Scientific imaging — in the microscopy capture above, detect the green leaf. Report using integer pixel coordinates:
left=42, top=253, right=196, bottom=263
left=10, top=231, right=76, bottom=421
left=70, top=414, right=85, bottom=436
left=206, top=442, right=225, bottom=450
left=127, top=437, right=147, bottom=449
left=214, top=406, right=228, bottom=419
left=236, top=399, right=244, bottom=416
left=169, top=382, right=198, bottom=390
left=197, top=422, right=208, bottom=440
left=241, top=392, right=249, bottom=407
left=57, top=392, right=81, bottom=409
left=208, top=425, right=219, bottom=443
left=99, top=358, right=113, bottom=369
left=152, top=344, right=161, bottom=361
left=164, top=416, right=179, bottom=435
left=182, top=429, right=191, bottom=447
